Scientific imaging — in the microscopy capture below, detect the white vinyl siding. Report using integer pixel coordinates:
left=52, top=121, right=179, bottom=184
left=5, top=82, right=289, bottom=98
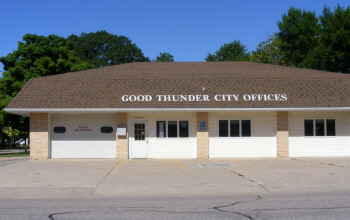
left=289, top=111, right=350, bottom=157
left=209, top=111, right=276, bottom=158
left=50, top=114, right=116, bottom=158
left=128, top=112, right=197, bottom=158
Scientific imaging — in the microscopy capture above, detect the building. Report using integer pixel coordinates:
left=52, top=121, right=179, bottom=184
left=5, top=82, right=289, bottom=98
left=4, top=62, right=350, bottom=159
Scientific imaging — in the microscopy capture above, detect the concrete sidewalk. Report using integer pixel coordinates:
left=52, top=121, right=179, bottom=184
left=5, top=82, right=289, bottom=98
left=0, top=157, right=349, bottom=199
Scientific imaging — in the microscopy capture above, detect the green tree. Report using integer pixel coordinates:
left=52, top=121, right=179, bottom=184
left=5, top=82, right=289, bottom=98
left=2, top=126, right=25, bottom=148
left=205, top=40, right=250, bottom=61
left=67, top=30, right=150, bottom=68
left=302, top=5, right=350, bottom=73
left=0, top=34, right=93, bottom=146
left=277, top=7, right=321, bottom=67
left=251, top=33, right=284, bottom=65
left=155, top=52, right=174, bottom=62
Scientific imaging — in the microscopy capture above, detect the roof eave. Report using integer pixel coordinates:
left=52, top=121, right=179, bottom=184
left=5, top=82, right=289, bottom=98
left=5, top=107, right=350, bottom=117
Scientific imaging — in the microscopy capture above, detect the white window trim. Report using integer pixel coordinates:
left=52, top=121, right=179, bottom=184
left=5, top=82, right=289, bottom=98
left=303, top=118, right=337, bottom=138
left=218, top=119, right=252, bottom=138
left=155, top=120, right=190, bottom=139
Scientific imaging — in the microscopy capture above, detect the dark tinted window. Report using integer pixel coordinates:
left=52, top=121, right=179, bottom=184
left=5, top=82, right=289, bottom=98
left=304, top=120, right=314, bottom=136
left=179, top=121, right=189, bottom=138
left=230, top=120, right=240, bottom=137
left=326, top=119, right=336, bottom=136
left=219, top=120, right=228, bottom=137
left=315, top=119, right=325, bottom=136
left=168, top=121, right=177, bottom=138
left=241, top=120, right=251, bottom=137
left=54, top=127, right=66, bottom=133
left=101, top=126, right=113, bottom=133
left=156, top=121, right=166, bottom=138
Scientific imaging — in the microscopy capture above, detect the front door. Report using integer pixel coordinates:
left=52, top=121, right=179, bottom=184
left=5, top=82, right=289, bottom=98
left=131, top=120, right=149, bottom=158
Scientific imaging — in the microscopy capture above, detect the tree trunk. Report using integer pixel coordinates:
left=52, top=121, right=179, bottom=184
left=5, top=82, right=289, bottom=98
left=12, top=138, right=16, bottom=148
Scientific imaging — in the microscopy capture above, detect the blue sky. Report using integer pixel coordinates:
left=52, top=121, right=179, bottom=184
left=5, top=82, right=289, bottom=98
left=1, top=0, right=349, bottom=71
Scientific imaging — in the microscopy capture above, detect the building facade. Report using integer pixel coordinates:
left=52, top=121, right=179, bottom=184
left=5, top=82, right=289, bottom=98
left=5, top=62, right=350, bottom=159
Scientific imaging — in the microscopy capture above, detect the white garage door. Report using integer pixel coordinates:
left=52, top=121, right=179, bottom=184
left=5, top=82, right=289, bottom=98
left=51, top=114, right=116, bottom=158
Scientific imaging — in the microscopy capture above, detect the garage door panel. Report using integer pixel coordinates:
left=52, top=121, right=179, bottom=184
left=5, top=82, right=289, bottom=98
left=51, top=141, right=116, bottom=158
left=50, top=114, right=116, bottom=158
left=51, top=125, right=115, bottom=137
left=51, top=135, right=116, bottom=141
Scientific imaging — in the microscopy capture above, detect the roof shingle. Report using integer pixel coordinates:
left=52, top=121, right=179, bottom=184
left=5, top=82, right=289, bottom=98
left=6, top=62, right=350, bottom=109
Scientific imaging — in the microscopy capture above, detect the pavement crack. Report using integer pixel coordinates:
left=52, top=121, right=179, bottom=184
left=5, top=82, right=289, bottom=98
left=291, top=158, right=348, bottom=169
left=90, top=161, right=120, bottom=198
left=211, top=196, right=261, bottom=220
left=233, top=171, right=272, bottom=194
left=205, top=159, right=272, bottom=194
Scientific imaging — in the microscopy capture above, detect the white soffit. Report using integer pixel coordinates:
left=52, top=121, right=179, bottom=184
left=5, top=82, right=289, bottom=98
left=4, top=107, right=350, bottom=117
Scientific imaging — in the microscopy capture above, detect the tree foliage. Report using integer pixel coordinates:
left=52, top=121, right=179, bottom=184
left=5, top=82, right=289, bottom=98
left=301, top=5, right=350, bottom=73
left=2, top=126, right=23, bottom=147
left=0, top=34, right=93, bottom=145
left=273, top=5, right=350, bottom=73
left=251, top=5, right=350, bottom=73
left=250, top=33, right=284, bottom=65
left=205, top=40, right=250, bottom=61
left=277, top=7, right=321, bottom=67
left=67, top=30, right=150, bottom=68
left=0, top=34, right=93, bottom=97
left=155, top=52, right=174, bottom=62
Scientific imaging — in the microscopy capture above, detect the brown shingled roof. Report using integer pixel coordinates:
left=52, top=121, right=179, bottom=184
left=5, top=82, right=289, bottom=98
left=5, top=62, right=350, bottom=110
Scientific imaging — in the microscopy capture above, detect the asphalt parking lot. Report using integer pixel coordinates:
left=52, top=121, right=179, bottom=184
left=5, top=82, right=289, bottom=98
left=0, top=157, right=349, bottom=199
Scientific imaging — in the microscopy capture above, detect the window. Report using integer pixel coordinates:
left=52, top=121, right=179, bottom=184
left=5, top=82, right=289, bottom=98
left=219, top=120, right=251, bottom=137
left=315, top=119, right=325, bottom=136
left=304, top=119, right=336, bottom=137
left=230, top=120, right=239, bottom=137
left=219, top=120, right=228, bottom=137
left=156, top=121, right=166, bottom=138
left=101, top=126, right=113, bottom=133
left=304, top=120, right=314, bottom=136
left=53, top=127, right=66, bottom=133
left=179, top=121, right=189, bottom=138
left=326, top=119, right=336, bottom=136
left=156, top=120, right=189, bottom=138
left=168, top=121, right=177, bottom=138
left=134, top=123, right=145, bottom=141
left=241, top=120, right=252, bottom=137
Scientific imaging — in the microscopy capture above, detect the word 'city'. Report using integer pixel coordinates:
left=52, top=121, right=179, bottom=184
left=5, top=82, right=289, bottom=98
left=121, top=94, right=288, bottom=102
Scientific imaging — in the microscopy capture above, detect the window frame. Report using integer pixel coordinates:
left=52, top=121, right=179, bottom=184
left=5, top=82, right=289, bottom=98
left=218, top=119, right=252, bottom=138
left=303, top=119, right=336, bottom=137
left=155, top=120, right=190, bottom=139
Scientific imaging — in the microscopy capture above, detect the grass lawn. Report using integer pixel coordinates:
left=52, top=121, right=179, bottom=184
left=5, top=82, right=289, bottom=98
left=0, top=152, right=30, bottom=157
